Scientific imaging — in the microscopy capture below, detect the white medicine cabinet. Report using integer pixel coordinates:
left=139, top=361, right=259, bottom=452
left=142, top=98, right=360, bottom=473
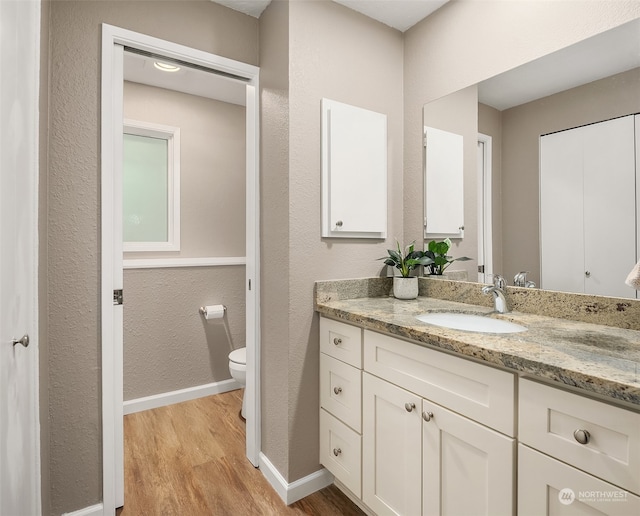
left=424, top=126, right=464, bottom=239
left=321, top=98, right=387, bottom=239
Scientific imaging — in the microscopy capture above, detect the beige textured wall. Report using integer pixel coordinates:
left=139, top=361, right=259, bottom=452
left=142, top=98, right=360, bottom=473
left=123, top=267, right=245, bottom=399
left=286, top=1, right=403, bottom=480
left=423, top=86, right=478, bottom=279
left=501, top=67, right=640, bottom=286
left=404, top=0, right=640, bottom=262
left=123, top=82, right=246, bottom=259
left=258, top=0, right=290, bottom=478
left=46, top=1, right=257, bottom=513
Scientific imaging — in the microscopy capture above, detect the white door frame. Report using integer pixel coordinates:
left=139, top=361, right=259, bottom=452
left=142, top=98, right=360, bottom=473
left=477, top=133, right=493, bottom=283
left=100, top=24, right=260, bottom=513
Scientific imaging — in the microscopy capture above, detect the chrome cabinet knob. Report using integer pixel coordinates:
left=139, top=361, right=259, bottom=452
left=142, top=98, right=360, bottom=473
left=585, top=271, right=591, bottom=277
left=573, top=429, right=591, bottom=445
left=333, top=448, right=342, bottom=457
left=405, top=402, right=416, bottom=412
left=333, top=386, right=342, bottom=395
left=422, top=411, right=434, bottom=422
left=12, top=334, right=29, bottom=348
left=333, top=337, right=342, bottom=346
left=335, top=220, right=343, bottom=227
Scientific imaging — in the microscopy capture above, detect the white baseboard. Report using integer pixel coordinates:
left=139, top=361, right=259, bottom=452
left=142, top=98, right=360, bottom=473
left=63, top=502, right=104, bottom=516
left=123, top=379, right=242, bottom=415
left=258, top=452, right=334, bottom=505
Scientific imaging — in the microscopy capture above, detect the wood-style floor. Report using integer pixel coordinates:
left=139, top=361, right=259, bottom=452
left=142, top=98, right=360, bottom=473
left=116, top=389, right=364, bottom=515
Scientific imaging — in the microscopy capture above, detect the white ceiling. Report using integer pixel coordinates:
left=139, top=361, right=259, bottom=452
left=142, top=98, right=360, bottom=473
left=210, top=0, right=449, bottom=32
left=123, top=51, right=247, bottom=105
left=478, top=18, right=640, bottom=110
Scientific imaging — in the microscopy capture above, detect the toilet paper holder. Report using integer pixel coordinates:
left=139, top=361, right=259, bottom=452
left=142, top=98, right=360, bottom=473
left=199, top=305, right=227, bottom=317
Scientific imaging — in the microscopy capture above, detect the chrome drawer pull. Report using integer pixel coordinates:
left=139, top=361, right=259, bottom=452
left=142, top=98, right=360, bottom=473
left=422, top=411, right=434, bottom=422
left=405, top=402, right=416, bottom=412
left=573, top=429, right=591, bottom=445
left=333, top=337, right=342, bottom=346
left=333, top=448, right=342, bottom=457
left=333, top=386, right=342, bottom=395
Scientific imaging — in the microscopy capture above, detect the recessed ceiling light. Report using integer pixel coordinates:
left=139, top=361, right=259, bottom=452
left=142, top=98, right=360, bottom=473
left=154, top=61, right=181, bottom=72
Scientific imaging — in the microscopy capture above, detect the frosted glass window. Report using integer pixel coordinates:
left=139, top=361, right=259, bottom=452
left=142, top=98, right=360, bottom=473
left=123, top=120, right=180, bottom=252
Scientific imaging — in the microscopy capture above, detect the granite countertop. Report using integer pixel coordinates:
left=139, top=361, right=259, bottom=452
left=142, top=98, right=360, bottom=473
left=315, top=294, right=640, bottom=407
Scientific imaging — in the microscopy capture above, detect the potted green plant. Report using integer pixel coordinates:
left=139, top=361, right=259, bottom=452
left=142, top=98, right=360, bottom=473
left=424, top=238, right=472, bottom=276
left=380, top=241, right=433, bottom=299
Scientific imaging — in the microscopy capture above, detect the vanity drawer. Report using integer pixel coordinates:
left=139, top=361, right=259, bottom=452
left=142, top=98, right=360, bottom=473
left=320, top=409, right=362, bottom=498
left=518, top=444, right=640, bottom=516
left=364, top=329, right=515, bottom=436
left=320, top=317, right=362, bottom=368
left=519, top=379, right=640, bottom=494
left=320, top=353, right=362, bottom=432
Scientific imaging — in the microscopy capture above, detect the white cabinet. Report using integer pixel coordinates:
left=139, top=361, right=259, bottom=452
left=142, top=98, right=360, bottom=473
left=519, top=379, right=640, bottom=495
left=518, top=445, right=640, bottom=516
left=321, top=99, right=387, bottom=239
left=319, top=316, right=639, bottom=515
left=362, top=373, right=422, bottom=516
left=359, top=327, right=516, bottom=516
left=540, top=115, right=637, bottom=299
left=319, top=318, right=363, bottom=497
left=422, top=398, right=514, bottom=516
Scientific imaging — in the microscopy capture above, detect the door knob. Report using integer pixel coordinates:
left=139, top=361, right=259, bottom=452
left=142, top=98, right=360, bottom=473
left=12, top=334, right=30, bottom=348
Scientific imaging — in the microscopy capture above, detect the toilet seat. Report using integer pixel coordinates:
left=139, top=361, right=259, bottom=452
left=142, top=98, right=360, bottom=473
left=229, top=347, right=246, bottom=365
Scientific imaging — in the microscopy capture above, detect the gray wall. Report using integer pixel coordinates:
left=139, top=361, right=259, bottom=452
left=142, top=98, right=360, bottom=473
left=259, top=0, right=404, bottom=483
left=287, top=0, right=404, bottom=481
left=258, top=0, right=291, bottom=480
left=403, top=0, right=640, bottom=263
left=123, top=267, right=245, bottom=400
left=500, top=66, right=640, bottom=285
left=46, top=1, right=258, bottom=513
left=123, top=81, right=246, bottom=260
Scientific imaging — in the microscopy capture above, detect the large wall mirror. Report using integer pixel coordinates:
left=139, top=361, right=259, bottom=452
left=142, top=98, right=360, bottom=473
left=423, top=18, right=640, bottom=299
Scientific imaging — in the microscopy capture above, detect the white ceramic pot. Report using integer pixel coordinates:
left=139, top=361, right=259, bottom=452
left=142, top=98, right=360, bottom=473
left=393, top=276, right=418, bottom=300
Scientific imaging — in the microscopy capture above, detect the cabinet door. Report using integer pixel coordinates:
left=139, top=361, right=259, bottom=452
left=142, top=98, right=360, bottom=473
left=321, top=98, right=387, bottom=238
left=582, top=116, right=636, bottom=298
left=540, top=115, right=636, bottom=298
left=422, top=400, right=515, bottom=516
left=518, top=444, right=640, bottom=516
left=363, top=373, right=422, bottom=516
left=540, top=126, right=585, bottom=294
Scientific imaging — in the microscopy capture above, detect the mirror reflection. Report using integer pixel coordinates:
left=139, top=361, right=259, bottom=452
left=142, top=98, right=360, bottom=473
left=423, top=18, right=640, bottom=299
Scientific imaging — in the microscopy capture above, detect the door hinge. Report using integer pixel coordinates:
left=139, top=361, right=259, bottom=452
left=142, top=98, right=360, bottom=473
left=113, top=289, right=123, bottom=305
left=478, top=265, right=485, bottom=273
left=248, top=279, right=252, bottom=291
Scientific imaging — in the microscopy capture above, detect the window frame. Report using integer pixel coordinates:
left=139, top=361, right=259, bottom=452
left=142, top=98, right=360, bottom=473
left=122, top=119, right=181, bottom=252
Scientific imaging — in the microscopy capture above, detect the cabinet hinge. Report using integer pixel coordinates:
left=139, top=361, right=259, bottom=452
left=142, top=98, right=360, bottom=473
left=113, top=289, right=123, bottom=305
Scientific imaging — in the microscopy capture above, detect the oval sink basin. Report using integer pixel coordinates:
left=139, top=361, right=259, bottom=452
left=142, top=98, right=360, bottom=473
left=416, top=312, right=527, bottom=334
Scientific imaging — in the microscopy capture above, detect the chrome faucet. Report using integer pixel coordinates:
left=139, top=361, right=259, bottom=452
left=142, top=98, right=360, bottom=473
left=482, top=275, right=509, bottom=313
left=514, top=271, right=536, bottom=288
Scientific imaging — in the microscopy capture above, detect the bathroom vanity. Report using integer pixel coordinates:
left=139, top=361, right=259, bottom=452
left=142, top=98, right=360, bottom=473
left=315, top=278, right=640, bottom=516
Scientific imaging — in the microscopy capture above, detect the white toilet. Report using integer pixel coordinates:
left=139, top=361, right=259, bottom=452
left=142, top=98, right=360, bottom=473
left=228, top=347, right=247, bottom=419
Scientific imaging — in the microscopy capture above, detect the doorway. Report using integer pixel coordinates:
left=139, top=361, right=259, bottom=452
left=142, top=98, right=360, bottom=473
left=101, top=25, right=260, bottom=514
left=477, top=133, right=493, bottom=283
